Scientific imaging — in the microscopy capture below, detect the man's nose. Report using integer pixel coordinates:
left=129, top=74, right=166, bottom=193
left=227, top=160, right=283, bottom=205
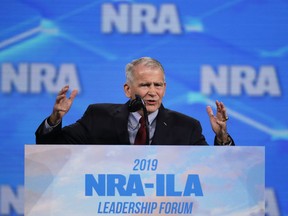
left=147, top=85, right=156, bottom=96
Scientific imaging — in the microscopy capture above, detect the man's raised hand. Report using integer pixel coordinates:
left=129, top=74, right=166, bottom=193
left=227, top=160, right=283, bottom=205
left=206, top=100, right=230, bottom=143
left=48, top=85, right=78, bottom=125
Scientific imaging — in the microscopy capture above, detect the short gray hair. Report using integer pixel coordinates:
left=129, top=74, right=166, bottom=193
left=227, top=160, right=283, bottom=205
left=125, top=57, right=165, bottom=84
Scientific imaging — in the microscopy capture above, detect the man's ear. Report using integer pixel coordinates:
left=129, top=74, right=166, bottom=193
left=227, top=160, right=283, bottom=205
left=124, top=83, right=131, bottom=98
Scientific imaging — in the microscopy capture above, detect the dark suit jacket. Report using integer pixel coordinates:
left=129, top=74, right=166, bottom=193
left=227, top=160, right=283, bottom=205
left=36, top=103, right=234, bottom=145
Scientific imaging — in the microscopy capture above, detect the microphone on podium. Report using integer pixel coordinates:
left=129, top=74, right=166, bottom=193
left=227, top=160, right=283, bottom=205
left=128, top=95, right=150, bottom=145
left=128, top=95, right=143, bottom=112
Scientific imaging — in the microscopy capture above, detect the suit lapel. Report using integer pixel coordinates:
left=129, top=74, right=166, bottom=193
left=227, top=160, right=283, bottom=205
left=113, top=103, right=130, bottom=144
left=112, top=103, right=171, bottom=145
left=152, top=105, right=170, bottom=144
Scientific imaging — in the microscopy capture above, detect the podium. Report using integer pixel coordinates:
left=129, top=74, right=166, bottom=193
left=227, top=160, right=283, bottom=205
left=25, top=145, right=265, bottom=215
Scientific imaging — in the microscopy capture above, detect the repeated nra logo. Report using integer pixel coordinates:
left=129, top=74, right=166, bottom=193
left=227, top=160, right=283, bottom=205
left=101, top=3, right=186, bottom=34
left=0, top=63, right=80, bottom=93
left=0, top=63, right=281, bottom=96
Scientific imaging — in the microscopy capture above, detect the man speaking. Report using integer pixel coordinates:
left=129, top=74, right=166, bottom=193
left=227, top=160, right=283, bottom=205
left=36, top=57, right=234, bottom=145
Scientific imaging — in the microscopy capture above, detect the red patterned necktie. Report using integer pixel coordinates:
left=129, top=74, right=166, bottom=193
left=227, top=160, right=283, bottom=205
left=134, top=117, right=147, bottom=144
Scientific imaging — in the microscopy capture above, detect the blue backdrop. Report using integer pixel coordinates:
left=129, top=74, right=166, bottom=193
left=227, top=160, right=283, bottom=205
left=0, top=0, right=287, bottom=215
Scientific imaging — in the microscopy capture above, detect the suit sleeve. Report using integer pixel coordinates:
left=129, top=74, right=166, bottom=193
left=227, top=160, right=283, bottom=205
left=189, top=120, right=208, bottom=145
left=35, top=105, right=94, bottom=144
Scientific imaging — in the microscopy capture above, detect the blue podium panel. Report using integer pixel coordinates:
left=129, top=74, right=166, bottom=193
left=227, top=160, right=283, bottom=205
left=25, top=145, right=264, bottom=216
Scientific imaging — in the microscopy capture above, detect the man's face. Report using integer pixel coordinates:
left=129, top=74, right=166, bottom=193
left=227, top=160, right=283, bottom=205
left=124, top=64, right=166, bottom=114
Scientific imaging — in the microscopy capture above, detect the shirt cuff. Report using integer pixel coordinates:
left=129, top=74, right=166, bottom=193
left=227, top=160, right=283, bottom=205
left=216, top=134, right=233, bottom=146
left=43, top=118, right=60, bottom=134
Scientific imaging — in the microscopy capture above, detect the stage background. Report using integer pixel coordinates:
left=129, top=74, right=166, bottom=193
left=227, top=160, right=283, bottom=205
left=0, top=0, right=287, bottom=215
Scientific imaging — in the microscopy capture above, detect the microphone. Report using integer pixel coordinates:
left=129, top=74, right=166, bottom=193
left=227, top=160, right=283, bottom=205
left=128, top=95, right=143, bottom=112
left=128, top=95, right=150, bottom=145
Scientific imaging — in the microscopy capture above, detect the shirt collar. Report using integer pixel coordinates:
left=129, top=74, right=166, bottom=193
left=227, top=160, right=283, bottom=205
left=129, top=109, right=159, bottom=129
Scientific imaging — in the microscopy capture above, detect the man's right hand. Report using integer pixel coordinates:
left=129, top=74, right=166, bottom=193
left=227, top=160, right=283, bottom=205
left=48, top=85, right=78, bottom=126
